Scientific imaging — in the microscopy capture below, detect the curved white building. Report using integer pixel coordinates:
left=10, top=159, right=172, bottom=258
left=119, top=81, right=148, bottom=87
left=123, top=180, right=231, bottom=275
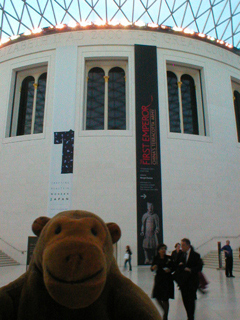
left=0, top=1, right=240, bottom=266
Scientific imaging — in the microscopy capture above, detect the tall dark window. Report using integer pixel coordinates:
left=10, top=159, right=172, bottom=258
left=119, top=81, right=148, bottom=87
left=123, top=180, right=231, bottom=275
left=9, top=66, right=47, bottom=137
left=85, top=62, right=127, bottom=130
left=17, top=76, right=35, bottom=135
left=234, top=89, right=240, bottom=142
left=167, top=71, right=180, bottom=133
left=181, top=74, right=199, bottom=135
left=167, top=64, right=205, bottom=136
left=86, top=67, right=105, bottom=130
left=34, top=72, right=47, bottom=134
left=108, top=67, right=126, bottom=130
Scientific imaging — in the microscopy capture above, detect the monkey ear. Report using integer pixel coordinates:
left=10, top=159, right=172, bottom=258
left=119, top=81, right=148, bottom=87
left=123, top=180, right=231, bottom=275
left=32, top=216, right=50, bottom=237
left=107, top=223, right=121, bottom=244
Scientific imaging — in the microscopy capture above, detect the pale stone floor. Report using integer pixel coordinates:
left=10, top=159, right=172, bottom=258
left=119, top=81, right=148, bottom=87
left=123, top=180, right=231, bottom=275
left=0, top=265, right=239, bottom=320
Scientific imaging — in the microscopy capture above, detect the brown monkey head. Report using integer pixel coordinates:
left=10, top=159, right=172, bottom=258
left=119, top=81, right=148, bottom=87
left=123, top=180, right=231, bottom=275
left=31, top=210, right=121, bottom=309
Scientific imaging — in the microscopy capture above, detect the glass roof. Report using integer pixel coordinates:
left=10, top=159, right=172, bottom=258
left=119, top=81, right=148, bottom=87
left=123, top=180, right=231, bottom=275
left=0, top=0, right=239, bottom=49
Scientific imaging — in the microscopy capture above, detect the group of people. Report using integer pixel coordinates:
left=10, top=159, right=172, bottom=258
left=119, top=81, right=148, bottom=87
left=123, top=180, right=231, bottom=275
left=151, top=238, right=203, bottom=320
left=123, top=238, right=235, bottom=319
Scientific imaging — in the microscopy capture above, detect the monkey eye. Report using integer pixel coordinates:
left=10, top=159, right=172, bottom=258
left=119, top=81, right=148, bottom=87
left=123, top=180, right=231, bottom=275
left=55, top=225, right=62, bottom=234
left=91, top=227, right=98, bottom=236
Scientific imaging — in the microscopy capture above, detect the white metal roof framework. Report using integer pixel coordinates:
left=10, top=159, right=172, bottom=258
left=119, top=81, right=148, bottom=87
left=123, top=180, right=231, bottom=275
left=0, top=0, right=239, bottom=48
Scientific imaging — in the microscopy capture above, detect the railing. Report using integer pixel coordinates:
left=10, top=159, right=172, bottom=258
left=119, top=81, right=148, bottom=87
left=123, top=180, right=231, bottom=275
left=195, top=234, right=240, bottom=269
left=0, top=237, right=26, bottom=254
left=196, top=234, right=240, bottom=251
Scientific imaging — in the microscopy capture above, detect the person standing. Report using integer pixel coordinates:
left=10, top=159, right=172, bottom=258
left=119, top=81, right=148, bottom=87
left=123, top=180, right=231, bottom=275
left=221, top=240, right=235, bottom=278
left=174, top=238, right=203, bottom=320
left=151, top=244, right=174, bottom=320
left=124, top=245, right=132, bottom=271
left=171, top=242, right=182, bottom=263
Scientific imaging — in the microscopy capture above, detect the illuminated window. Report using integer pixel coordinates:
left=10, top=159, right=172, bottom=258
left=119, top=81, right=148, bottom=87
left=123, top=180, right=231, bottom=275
left=9, top=66, right=47, bottom=137
left=232, top=81, right=240, bottom=142
left=85, top=61, right=127, bottom=130
left=167, top=64, right=205, bottom=136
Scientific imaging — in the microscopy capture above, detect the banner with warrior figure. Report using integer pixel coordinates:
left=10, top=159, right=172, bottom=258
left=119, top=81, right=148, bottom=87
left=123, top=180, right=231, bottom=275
left=135, top=45, right=163, bottom=265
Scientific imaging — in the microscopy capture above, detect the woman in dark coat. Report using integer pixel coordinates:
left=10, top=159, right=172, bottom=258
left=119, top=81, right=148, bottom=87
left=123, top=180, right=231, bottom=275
left=151, top=244, right=174, bottom=320
left=171, top=242, right=182, bottom=263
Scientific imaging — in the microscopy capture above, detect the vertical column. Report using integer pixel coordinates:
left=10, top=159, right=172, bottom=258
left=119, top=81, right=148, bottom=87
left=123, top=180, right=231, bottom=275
left=47, top=46, right=77, bottom=217
left=135, top=45, right=163, bottom=265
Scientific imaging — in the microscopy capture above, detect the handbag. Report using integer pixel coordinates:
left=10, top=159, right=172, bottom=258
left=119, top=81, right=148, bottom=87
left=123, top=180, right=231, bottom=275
left=124, top=253, right=129, bottom=260
left=198, top=272, right=209, bottom=289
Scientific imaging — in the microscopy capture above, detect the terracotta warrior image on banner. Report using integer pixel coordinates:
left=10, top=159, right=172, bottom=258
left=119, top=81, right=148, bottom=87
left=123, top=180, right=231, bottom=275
left=140, top=202, right=160, bottom=264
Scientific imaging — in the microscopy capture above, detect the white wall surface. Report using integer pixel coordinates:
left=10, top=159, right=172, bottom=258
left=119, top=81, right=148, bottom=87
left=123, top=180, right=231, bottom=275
left=0, top=29, right=239, bottom=265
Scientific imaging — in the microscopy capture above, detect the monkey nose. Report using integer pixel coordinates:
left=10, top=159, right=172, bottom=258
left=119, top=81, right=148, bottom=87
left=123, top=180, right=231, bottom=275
left=65, top=254, right=83, bottom=265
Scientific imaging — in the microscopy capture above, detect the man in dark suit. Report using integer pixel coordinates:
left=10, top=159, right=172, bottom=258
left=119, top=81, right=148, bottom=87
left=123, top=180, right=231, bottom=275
left=175, top=238, right=203, bottom=320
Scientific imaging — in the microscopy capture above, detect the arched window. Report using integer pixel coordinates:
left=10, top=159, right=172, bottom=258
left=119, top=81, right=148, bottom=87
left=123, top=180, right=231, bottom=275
left=181, top=74, right=199, bottom=135
left=17, top=76, right=35, bottom=135
left=167, top=71, right=180, bottom=133
left=86, top=67, right=105, bottom=130
left=234, top=89, right=240, bottom=142
left=85, top=61, right=127, bottom=131
left=9, top=66, right=48, bottom=137
left=34, top=72, right=47, bottom=134
left=167, top=64, right=205, bottom=136
left=108, top=67, right=126, bottom=130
